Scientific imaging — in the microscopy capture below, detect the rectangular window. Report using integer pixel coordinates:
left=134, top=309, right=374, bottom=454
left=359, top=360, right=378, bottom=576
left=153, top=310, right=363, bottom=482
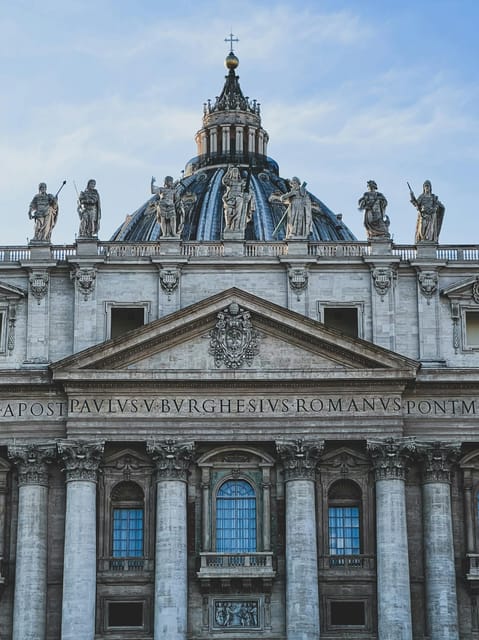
left=328, top=506, right=360, bottom=556
left=330, top=600, right=365, bottom=626
left=466, top=311, right=479, bottom=347
left=110, top=307, right=145, bottom=339
left=108, top=601, right=143, bottom=628
left=112, top=508, right=144, bottom=557
left=323, top=307, right=358, bottom=338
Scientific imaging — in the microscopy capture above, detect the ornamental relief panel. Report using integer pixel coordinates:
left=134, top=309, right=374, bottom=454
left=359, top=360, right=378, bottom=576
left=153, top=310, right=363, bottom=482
left=209, top=302, right=260, bottom=369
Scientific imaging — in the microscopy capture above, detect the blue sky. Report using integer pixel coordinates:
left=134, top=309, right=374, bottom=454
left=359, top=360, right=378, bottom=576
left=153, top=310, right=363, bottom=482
left=1, top=0, right=478, bottom=245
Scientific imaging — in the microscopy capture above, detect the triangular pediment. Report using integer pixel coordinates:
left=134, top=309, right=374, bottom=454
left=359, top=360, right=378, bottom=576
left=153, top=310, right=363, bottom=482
left=441, top=276, right=479, bottom=300
left=0, top=281, right=27, bottom=300
left=51, top=288, right=419, bottom=382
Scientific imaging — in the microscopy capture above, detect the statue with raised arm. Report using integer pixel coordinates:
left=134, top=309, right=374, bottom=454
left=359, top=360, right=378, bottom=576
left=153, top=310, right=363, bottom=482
left=409, top=180, right=445, bottom=243
left=222, top=165, right=255, bottom=236
left=28, top=182, right=61, bottom=243
left=151, top=176, right=180, bottom=238
left=280, top=177, right=312, bottom=239
left=78, top=179, right=101, bottom=238
left=358, top=180, right=390, bottom=240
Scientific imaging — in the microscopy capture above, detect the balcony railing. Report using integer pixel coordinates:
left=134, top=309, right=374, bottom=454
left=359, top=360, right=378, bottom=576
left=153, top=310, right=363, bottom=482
left=320, top=554, right=375, bottom=571
left=197, top=552, right=275, bottom=579
left=2, top=241, right=479, bottom=263
left=97, top=557, right=154, bottom=572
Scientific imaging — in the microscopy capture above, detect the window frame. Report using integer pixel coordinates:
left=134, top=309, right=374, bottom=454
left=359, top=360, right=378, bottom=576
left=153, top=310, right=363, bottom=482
left=215, top=478, right=258, bottom=553
left=317, top=300, right=364, bottom=339
left=463, top=307, right=479, bottom=350
left=104, top=301, right=151, bottom=340
left=0, top=307, right=6, bottom=354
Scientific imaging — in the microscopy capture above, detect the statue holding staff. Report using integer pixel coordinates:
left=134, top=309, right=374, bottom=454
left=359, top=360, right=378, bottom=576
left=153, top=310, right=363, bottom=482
left=28, top=180, right=66, bottom=243
left=409, top=180, right=445, bottom=243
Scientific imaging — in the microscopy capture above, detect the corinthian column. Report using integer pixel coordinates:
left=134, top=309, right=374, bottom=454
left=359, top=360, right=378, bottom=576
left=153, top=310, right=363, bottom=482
left=277, top=439, right=323, bottom=640
left=419, top=442, right=460, bottom=640
left=8, top=444, right=55, bottom=640
left=368, top=438, right=414, bottom=640
left=58, top=441, right=104, bottom=640
left=147, top=440, right=194, bottom=640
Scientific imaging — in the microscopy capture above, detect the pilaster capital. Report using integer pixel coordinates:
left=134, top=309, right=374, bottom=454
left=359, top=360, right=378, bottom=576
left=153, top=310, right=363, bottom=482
left=276, top=439, right=324, bottom=481
left=8, top=443, right=55, bottom=486
left=57, top=440, right=104, bottom=482
left=368, top=437, right=416, bottom=481
left=417, top=441, right=461, bottom=483
left=147, top=440, right=195, bottom=482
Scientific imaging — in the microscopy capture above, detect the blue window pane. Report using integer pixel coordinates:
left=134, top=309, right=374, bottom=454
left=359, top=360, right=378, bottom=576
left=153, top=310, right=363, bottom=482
left=216, top=480, right=256, bottom=552
left=112, top=508, right=144, bottom=557
left=328, top=506, right=360, bottom=555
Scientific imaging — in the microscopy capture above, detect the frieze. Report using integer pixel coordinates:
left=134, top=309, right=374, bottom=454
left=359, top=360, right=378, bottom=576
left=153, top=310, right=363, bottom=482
left=213, top=599, right=259, bottom=629
left=3, top=394, right=479, bottom=420
left=8, top=443, right=55, bottom=486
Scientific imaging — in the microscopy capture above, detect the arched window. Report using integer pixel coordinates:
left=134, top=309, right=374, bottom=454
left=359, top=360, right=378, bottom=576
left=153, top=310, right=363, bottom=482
left=328, top=480, right=361, bottom=558
left=111, top=481, right=144, bottom=559
left=216, top=479, right=256, bottom=552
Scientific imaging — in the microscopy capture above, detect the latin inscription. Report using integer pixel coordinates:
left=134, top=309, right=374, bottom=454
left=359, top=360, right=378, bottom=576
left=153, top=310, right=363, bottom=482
left=1, top=396, right=479, bottom=419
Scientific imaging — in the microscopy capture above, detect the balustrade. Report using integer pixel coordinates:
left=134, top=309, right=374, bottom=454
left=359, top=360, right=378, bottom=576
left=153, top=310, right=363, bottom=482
left=197, top=552, right=275, bottom=579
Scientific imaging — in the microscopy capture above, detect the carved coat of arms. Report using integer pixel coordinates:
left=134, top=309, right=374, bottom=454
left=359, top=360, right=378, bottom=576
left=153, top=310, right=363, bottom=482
left=209, top=302, right=260, bottom=368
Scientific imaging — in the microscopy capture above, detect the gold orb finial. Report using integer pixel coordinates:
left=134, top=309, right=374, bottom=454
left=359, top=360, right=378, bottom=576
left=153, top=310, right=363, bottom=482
left=225, top=52, right=239, bottom=70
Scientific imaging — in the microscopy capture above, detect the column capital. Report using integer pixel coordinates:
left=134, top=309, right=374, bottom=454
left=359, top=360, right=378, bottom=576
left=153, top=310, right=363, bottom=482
left=8, top=443, right=55, bottom=486
left=147, top=439, right=195, bottom=482
left=276, top=439, right=324, bottom=481
left=58, top=440, right=104, bottom=482
left=417, top=441, right=461, bottom=483
left=368, top=437, right=416, bottom=481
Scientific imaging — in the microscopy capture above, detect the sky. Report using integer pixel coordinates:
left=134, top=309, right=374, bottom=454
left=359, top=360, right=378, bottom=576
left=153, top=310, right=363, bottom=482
left=0, top=0, right=478, bottom=246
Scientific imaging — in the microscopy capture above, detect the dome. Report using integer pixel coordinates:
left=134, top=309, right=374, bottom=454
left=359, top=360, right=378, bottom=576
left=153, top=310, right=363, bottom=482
left=111, top=54, right=356, bottom=243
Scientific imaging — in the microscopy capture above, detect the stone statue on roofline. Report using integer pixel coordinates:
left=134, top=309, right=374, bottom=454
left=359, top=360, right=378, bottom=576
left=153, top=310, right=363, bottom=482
left=151, top=176, right=183, bottom=238
left=269, top=177, right=321, bottom=240
left=77, top=179, right=101, bottom=238
left=222, top=165, right=255, bottom=238
left=358, top=180, right=390, bottom=240
left=28, top=180, right=66, bottom=243
left=409, top=179, right=445, bottom=243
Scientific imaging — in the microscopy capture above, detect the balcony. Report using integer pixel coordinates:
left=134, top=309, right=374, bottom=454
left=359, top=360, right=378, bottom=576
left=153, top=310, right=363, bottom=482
left=97, top=556, right=154, bottom=573
left=319, top=554, right=376, bottom=576
left=197, top=552, right=275, bottom=586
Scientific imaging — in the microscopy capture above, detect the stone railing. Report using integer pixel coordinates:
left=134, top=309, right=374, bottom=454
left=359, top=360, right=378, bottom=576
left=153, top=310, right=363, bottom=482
left=97, top=557, right=154, bottom=572
left=319, top=554, right=375, bottom=571
left=197, top=552, right=275, bottom=579
left=2, top=241, right=479, bottom=263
